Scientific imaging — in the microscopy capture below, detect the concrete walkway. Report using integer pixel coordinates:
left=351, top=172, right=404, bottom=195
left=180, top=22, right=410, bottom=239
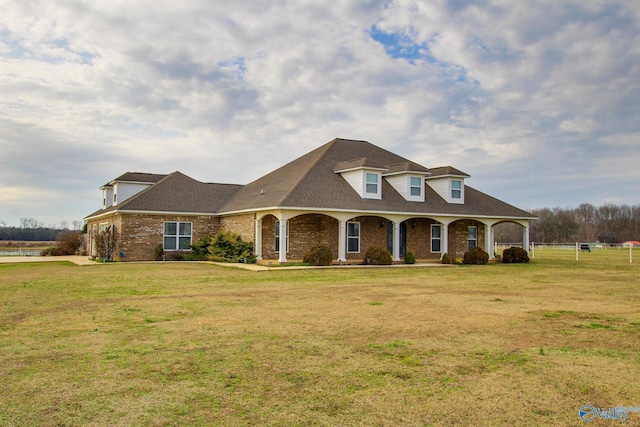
left=211, top=261, right=453, bottom=271
left=0, top=256, right=453, bottom=270
left=0, top=255, right=97, bottom=266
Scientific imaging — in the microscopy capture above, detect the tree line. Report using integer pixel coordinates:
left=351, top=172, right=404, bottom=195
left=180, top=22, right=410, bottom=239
left=3, top=205, right=639, bottom=245
left=495, top=203, right=640, bottom=244
left=0, top=217, right=84, bottom=241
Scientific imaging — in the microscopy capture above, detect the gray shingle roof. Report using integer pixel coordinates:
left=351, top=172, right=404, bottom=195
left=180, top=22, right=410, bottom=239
left=87, top=138, right=535, bottom=220
left=427, top=166, right=470, bottom=178
left=334, top=157, right=389, bottom=172
left=102, top=172, right=167, bottom=187
left=87, top=171, right=243, bottom=218
left=385, top=161, right=431, bottom=175
left=220, top=138, right=534, bottom=218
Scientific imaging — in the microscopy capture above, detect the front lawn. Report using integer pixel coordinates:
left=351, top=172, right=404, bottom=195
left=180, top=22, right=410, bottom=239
left=0, top=251, right=638, bottom=426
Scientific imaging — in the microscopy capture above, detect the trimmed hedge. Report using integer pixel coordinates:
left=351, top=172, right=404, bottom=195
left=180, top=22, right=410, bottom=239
left=404, top=251, right=416, bottom=264
left=502, top=246, right=530, bottom=263
left=463, top=246, right=489, bottom=265
left=302, top=244, right=333, bottom=266
left=364, top=246, right=393, bottom=265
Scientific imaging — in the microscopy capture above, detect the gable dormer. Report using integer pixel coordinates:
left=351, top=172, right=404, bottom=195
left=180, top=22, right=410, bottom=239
left=334, top=158, right=388, bottom=200
left=383, top=161, right=431, bottom=202
left=100, top=172, right=166, bottom=209
left=425, top=166, right=470, bottom=204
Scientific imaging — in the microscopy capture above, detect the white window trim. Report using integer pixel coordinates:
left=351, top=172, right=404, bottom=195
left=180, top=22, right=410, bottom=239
left=363, top=172, right=381, bottom=199
left=163, top=221, right=193, bottom=251
left=451, top=179, right=462, bottom=199
left=468, top=225, right=477, bottom=250
left=347, top=221, right=360, bottom=253
left=275, top=220, right=289, bottom=253
left=431, top=224, right=442, bottom=253
left=409, top=176, right=422, bottom=197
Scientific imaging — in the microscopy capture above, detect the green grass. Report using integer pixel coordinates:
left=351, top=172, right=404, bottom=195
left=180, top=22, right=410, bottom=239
left=0, top=250, right=639, bottom=426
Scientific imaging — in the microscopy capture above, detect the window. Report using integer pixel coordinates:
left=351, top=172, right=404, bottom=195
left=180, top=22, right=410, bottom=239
left=365, top=173, right=379, bottom=194
left=451, top=180, right=462, bottom=199
left=468, top=226, right=477, bottom=251
left=275, top=220, right=288, bottom=252
left=410, top=176, right=422, bottom=197
left=431, top=224, right=442, bottom=253
left=164, top=221, right=192, bottom=250
left=113, top=193, right=117, bottom=204
left=347, top=221, right=360, bottom=253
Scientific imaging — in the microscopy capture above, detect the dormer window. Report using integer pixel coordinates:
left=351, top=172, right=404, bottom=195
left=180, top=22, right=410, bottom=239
left=334, top=158, right=386, bottom=200
left=365, top=173, right=379, bottom=195
left=451, top=180, right=462, bottom=199
left=410, top=177, right=422, bottom=197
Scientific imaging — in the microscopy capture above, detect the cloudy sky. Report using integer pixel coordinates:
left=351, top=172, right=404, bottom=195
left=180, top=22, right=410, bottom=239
left=1, top=0, right=638, bottom=227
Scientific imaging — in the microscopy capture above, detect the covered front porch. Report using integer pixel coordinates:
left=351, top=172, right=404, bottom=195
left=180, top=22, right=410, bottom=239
left=252, top=210, right=530, bottom=264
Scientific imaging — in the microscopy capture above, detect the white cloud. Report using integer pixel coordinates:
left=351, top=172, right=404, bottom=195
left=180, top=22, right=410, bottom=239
left=0, top=0, right=639, bottom=225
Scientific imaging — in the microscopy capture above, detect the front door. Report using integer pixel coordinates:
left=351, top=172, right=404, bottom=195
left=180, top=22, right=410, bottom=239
left=387, top=222, right=407, bottom=257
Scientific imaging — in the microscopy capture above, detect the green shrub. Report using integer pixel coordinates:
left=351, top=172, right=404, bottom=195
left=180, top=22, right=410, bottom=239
left=364, top=246, right=393, bottom=265
left=463, top=246, right=489, bottom=265
left=41, top=246, right=61, bottom=256
left=190, top=231, right=255, bottom=263
left=404, top=251, right=416, bottom=264
left=441, top=253, right=451, bottom=264
left=302, top=244, right=333, bottom=266
left=154, top=244, right=164, bottom=261
left=502, top=246, right=530, bottom=263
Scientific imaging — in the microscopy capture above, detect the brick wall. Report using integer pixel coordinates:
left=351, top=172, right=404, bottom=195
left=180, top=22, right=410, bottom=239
left=405, top=218, right=440, bottom=259
left=88, top=211, right=484, bottom=262
left=448, top=220, right=485, bottom=258
left=346, top=216, right=386, bottom=260
left=257, top=215, right=445, bottom=262
left=220, top=214, right=255, bottom=244
left=259, top=214, right=339, bottom=260
left=89, top=213, right=220, bottom=261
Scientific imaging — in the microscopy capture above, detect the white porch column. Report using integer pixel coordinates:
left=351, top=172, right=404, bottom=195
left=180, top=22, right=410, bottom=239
left=485, top=224, right=493, bottom=258
left=254, top=218, right=263, bottom=261
left=278, top=219, right=288, bottom=263
left=392, top=221, right=401, bottom=261
left=337, top=220, right=346, bottom=262
left=523, top=224, right=530, bottom=254
left=442, top=222, right=449, bottom=258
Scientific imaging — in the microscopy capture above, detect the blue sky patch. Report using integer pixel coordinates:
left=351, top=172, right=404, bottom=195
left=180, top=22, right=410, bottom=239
left=369, top=25, right=436, bottom=64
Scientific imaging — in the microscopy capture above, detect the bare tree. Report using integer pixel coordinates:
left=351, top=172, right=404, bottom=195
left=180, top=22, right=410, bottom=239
left=19, top=217, right=44, bottom=229
left=93, top=226, right=119, bottom=260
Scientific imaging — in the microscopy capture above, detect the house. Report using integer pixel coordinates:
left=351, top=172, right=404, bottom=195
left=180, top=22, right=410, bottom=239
left=85, top=138, right=536, bottom=262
